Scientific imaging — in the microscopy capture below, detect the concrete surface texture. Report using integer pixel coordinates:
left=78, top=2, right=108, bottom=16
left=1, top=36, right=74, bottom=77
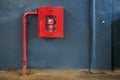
left=0, top=70, right=120, bottom=80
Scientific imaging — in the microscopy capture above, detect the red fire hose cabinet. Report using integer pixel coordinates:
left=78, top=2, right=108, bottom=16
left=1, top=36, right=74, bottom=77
left=38, top=7, right=64, bottom=38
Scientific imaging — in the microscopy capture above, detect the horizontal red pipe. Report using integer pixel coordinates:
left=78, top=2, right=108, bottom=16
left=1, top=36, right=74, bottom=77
left=23, top=11, right=38, bottom=75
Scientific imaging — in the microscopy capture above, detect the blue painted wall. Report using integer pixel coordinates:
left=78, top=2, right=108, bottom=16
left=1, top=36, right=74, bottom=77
left=0, top=0, right=114, bottom=71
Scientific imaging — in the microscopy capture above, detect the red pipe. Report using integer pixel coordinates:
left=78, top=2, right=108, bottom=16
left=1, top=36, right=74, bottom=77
left=23, top=11, right=38, bottom=75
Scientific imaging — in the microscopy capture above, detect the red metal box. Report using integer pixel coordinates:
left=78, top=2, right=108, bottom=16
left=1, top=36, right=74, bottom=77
left=38, top=6, right=64, bottom=38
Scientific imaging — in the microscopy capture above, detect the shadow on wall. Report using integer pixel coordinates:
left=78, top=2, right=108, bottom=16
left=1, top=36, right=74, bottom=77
left=112, top=19, right=120, bottom=69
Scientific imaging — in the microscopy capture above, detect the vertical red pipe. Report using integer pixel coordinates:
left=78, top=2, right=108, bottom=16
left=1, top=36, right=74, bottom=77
left=23, top=11, right=38, bottom=75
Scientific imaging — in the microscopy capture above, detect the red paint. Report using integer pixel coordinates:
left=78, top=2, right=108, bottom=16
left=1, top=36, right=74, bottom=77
left=23, top=11, right=38, bottom=75
left=38, top=7, right=64, bottom=38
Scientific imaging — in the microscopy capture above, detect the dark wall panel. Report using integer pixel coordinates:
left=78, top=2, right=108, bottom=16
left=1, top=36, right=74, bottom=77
left=112, top=0, right=120, bottom=68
